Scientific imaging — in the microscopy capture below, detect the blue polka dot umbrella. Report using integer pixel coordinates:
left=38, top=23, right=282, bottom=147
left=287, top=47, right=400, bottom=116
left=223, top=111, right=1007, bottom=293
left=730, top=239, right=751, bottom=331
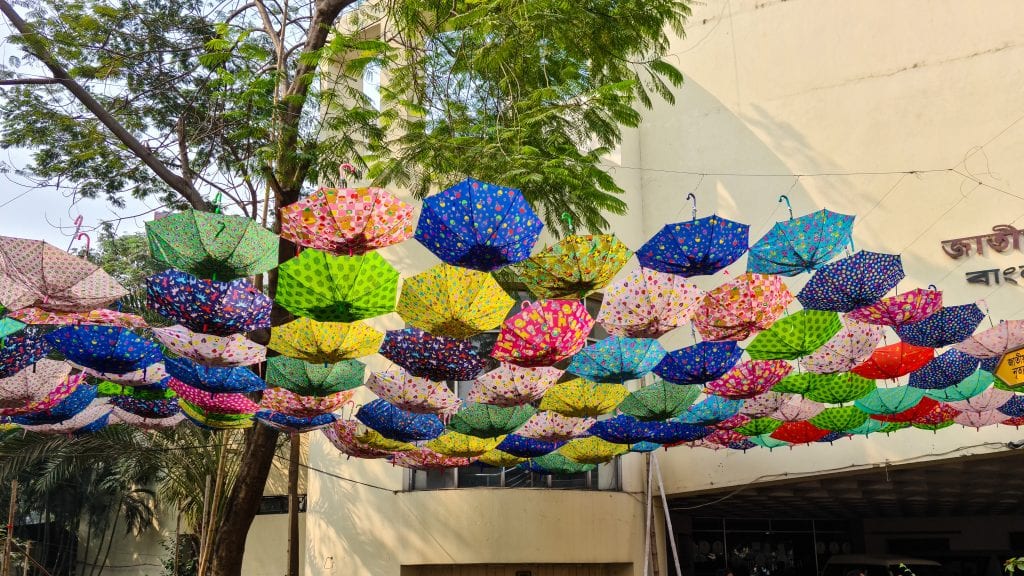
left=636, top=215, right=750, bottom=277
left=46, top=325, right=162, bottom=375
left=895, top=303, right=986, bottom=348
left=796, top=251, right=904, bottom=312
left=654, top=341, right=743, bottom=385
left=165, top=356, right=266, bottom=394
left=908, top=349, right=980, bottom=390
left=589, top=414, right=711, bottom=444
left=257, top=410, right=337, bottom=433
left=356, top=399, right=445, bottom=442
left=747, top=209, right=855, bottom=276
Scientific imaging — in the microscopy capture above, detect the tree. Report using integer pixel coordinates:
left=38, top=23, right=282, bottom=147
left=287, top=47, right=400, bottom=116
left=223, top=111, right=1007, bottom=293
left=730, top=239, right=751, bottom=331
left=0, top=0, right=690, bottom=574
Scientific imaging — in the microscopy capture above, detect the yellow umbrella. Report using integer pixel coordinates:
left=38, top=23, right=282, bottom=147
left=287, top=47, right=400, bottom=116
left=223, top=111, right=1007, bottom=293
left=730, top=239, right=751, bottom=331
left=268, top=317, right=383, bottom=363
left=514, top=234, right=632, bottom=299
left=538, top=379, right=628, bottom=417
left=397, top=264, right=514, bottom=339
left=477, top=449, right=528, bottom=468
left=426, top=431, right=506, bottom=457
left=559, top=437, right=629, bottom=464
left=355, top=425, right=416, bottom=452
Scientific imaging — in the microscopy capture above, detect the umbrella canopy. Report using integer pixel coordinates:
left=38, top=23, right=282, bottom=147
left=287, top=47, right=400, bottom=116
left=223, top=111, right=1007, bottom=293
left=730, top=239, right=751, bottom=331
left=854, top=386, right=926, bottom=415
left=153, top=325, right=266, bottom=368
left=922, top=369, right=993, bottom=402
left=675, top=395, right=743, bottom=425
left=954, top=410, right=1008, bottom=428
left=275, top=249, right=398, bottom=322
left=803, top=373, right=876, bottom=404
left=260, top=387, right=354, bottom=418
left=145, top=210, right=278, bottom=280
left=165, top=357, right=265, bottom=394
left=694, top=273, right=793, bottom=341
left=495, top=434, right=563, bottom=458
left=852, top=342, right=934, bottom=380
left=47, top=325, right=162, bottom=374
left=796, top=251, right=904, bottom=312
left=895, top=303, right=985, bottom=348
left=0, top=361, right=86, bottom=416
left=179, top=399, right=254, bottom=429
left=559, top=437, right=628, bottom=464
left=268, top=318, right=382, bottom=363
left=390, top=448, right=476, bottom=470
left=871, top=397, right=941, bottom=423
left=566, top=336, right=666, bottom=383
left=167, top=379, right=259, bottom=413
left=414, top=178, right=543, bottom=272
left=617, top=382, right=702, bottom=421
left=491, top=300, right=594, bottom=367
left=747, top=209, right=855, bottom=276
left=735, top=417, right=783, bottom=437
left=323, top=420, right=404, bottom=459
left=146, top=270, right=272, bottom=336
left=20, top=401, right=112, bottom=434
left=746, top=310, right=842, bottom=360
left=705, top=360, right=793, bottom=399
left=739, top=391, right=788, bottom=418
left=590, top=415, right=711, bottom=444
left=0, top=317, right=23, bottom=340
left=771, top=396, right=826, bottom=422
left=846, top=288, right=943, bottom=328
left=110, top=396, right=180, bottom=419
left=379, top=328, right=487, bottom=382
left=847, top=419, right=887, bottom=436
left=520, top=453, right=596, bottom=475
left=538, top=379, right=628, bottom=417
left=908, top=350, right=980, bottom=390
left=799, top=319, right=883, bottom=374
left=769, top=420, right=830, bottom=444
left=110, top=409, right=185, bottom=430
left=447, top=403, right=536, bottom=438
left=426, top=431, right=504, bottom=458
left=85, top=364, right=168, bottom=387
left=809, top=406, right=869, bottom=432
left=629, top=441, right=663, bottom=453
left=9, top=308, right=147, bottom=329
left=0, top=236, right=127, bottom=312
left=365, top=369, right=462, bottom=416
left=11, top=383, right=97, bottom=425
left=515, top=234, right=631, bottom=299
left=910, top=402, right=961, bottom=429
left=477, top=449, right=528, bottom=467
left=699, top=429, right=747, bottom=448
left=280, top=186, right=415, bottom=255
left=397, top=264, right=513, bottom=339
left=596, top=267, right=703, bottom=339
left=356, top=399, right=445, bottom=442
left=654, top=341, right=744, bottom=385
left=265, top=357, right=365, bottom=396
left=713, top=413, right=751, bottom=430
left=636, top=215, right=750, bottom=277
left=954, top=320, right=1024, bottom=358
left=257, top=410, right=337, bottom=433
left=948, top=387, right=1014, bottom=413
left=467, top=363, right=563, bottom=407
left=772, top=373, right=817, bottom=395
left=998, top=395, right=1024, bottom=418
left=516, top=411, right=594, bottom=442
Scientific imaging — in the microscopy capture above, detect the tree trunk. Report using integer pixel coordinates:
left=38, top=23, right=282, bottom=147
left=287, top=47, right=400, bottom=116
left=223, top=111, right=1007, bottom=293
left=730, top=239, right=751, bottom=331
left=286, top=434, right=301, bottom=576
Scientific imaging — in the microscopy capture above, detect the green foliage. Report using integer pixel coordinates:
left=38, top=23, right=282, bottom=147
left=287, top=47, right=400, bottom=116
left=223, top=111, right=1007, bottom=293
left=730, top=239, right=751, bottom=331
left=1006, top=558, right=1024, bottom=574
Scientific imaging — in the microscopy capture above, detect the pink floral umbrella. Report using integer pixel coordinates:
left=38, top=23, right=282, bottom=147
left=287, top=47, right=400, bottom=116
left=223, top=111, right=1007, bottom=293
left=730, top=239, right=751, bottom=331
left=739, top=392, right=789, bottom=418
left=799, top=319, right=883, bottom=374
left=516, top=411, right=595, bottom=442
left=0, top=236, right=127, bottom=312
left=0, top=360, right=87, bottom=416
left=713, top=413, right=751, bottom=430
left=20, top=400, right=112, bottom=434
left=390, top=447, right=476, bottom=469
left=705, top=360, right=793, bottom=399
left=167, top=378, right=258, bottom=414
left=846, top=288, right=943, bottom=327
left=693, top=273, right=793, bottom=342
left=703, top=429, right=748, bottom=447
left=110, top=408, right=185, bottom=430
left=954, top=320, right=1024, bottom=358
left=9, top=308, right=148, bottom=328
left=365, top=370, right=462, bottom=416
left=467, top=363, right=563, bottom=407
left=596, top=268, right=704, bottom=338
left=948, top=388, right=1015, bottom=413
left=771, top=396, right=826, bottom=422
left=153, top=325, right=266, bottom=368
left=280, top=186, right=415, bottom=255
left=84, top=363, right=167, bottom=387
left=491, top=300, right=594, bottom=367
left=260, top=387, right=355, bottom=418
left=323, top=420, right=396, bottom=459
left=954, top=410, right=1008, bottom=429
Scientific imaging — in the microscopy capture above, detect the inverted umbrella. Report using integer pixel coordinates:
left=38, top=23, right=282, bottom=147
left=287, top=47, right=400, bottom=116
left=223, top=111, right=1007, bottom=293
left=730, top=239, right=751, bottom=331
left=955, top=410, right=1008, bottom=428
left=747, top=208, right=854, bottom=276
left=47, top=325, right=162, bottom=374
left=356, top=399, right=445, bottom=442
left=84, top=364, right=168, bottom=387
left=260, top=387, right=354, bottom=418
left=748, top=434, right=790, bottom=450
left=948, top=387, right=1014, bottom=413
left=636, top=215, right=750, bottom=277
left=808, top=406, right=869, bottom=432
left=279, top=186, right=415, bottom=255
left=847, top=419, right=886, bottom=436
left=694, top=273, right=793, bottom=341
left=276, top=249, right=398, bottom=322
left=0, top=317, right=23, bottom=341
left=714, top=413, right=751, bottom=430
left=9, top=308, right=147, bottom=329
left=146, top=270, right=272, bottom=336
left=520, top=453, right=596, bottom=475
left=705, top=360, right=793, bottom=400
left=145, top=210, right=278, bottom=280
left=265, top=356, right=365, bottom=396
left=851, top=342, right=934, bottom=380
left=895, top=303, right=985, bottom=348
left=390, top=448, right=476, bottom=470
left=878, top=422, right=912, bottom=434
left=922, top=369, right=993, bottom=402
left=379, top=328, right=487, bottom=382
left=179, top=399, right=254, bottom=429
left=516, top=411, right=594, bottom=442
left=596, top=267, right=703, bottom=339
left=0, top=236, right=127, bottom=312
left=558, top=437, right=628, bottom=464
left=495, top=434, right=563, bottom=458
left=167, top=379, right=259, bottom=414
left=268, top=318, right=382, bottom=363
left=772, top=373, right=817, bottom=395
left=846, top=288, right=943, bottom=328
left=447, top=403, right=536, bottom=438
left=954, top=320, right=1024, bottom=358
left=908, top=350, right=980, bottom=390
left=20, top=401, right=112, bottom=434
left=153, top=325, right=266, bottom=368
left=11, top=383, right=97, bottom=425
left=739, top=391, right=788, bottom=418
left=702, top=429, right=749, bottom=448
left=629, top=441, right=662, bottom=453
left=817, top=431, right=850, bottom=443
left=347, top=425, right=416, bottom=453
left=567, top=336, right=666, bottom=383
left=870, top=397, right=940, bottom=423
left=796, top=251, right=904, bottom=312
left=998, top=396, right=1024, bottom=418
left=803, top=373, right=876, bottom=404
left=617, top=382, right=702, bottom=421
left=323, top=420, right=399, bottom=459
left=538, top=379, right=628, bottom=417
left=165, top=357, right=265, bottom=394
left=746, top=310, right=842, bottom=360
left=799, top=319, right=883, bottom=374
left=675, top=395, right=743, bottom=425
left=365, top=369, right=462, bottom=415
left=467, top=363, right=563, bottom=407
left=110, top=408, right=185, bottom=430
left=415, top=178, right=543, bottom=271
left=257, top=410, right=337, bottom=433
left=491, top=300, right=594, bottom=367
left=590, top=415, right=710, bottom=444
left=426, top=432, right=504, bottom=458
left=477, top=449, right=528, bottom=467
left=771, top=396, right=825, bottom=422
left=654, top=341, right=743, bottom=385
left=854, top=386, right=925, bottom=415
left=515, top=234, right=631, bottom=299
left=735, top=417, right=783, bottom=437
left=769, top=421, right=830, bottom=444
left=110, top=395, right=180, bottom=419
left=910, top=402, right=961, bottom=429
left=397, top=264, right=513, bottom=339
left=0, top=361, right=86, bottom=416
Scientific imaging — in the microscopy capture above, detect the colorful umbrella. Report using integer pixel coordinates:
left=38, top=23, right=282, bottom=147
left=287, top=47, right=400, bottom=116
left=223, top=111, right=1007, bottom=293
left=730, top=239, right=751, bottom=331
left=11, top=383, right=97, bottom=425
left=153, top=325, right=266, bottom=368
left=447, top=403, right=536, bottom=438
left=747, top=209, right=855, bottom=276
left=713, top=413, right=751, bottom=430
left=803, top=373, right=876, bottom=404
left=167, top=379, right=259, bottom=414
left=365, top=369, right=462, bottom=415
left=675, top=395, right=743, bottom=425
left=908, top=350, right=980, bottom=390
left=772, top=373, right=816, bottom=395
left=948, top=387, right=1014, bottom=413
left=846, top=288, right=943, bottom=328
left=279, top=186, right=415, bottom=255
left=260, top=387, right=354, bottom=418
left=705, top=360, right=792, bottom=399
left=628, top=441, right=662, bottom=453
left=538, top=379, right=628, bottom=417
left=379, top=328, right=487, bottom=382
left=397, top=264, right=513, bottom=339
left=0, top=236, right=127, bottom=312
left=426, top=432, right=504, bottom=458
left=894, top=303, right=985, bottom=348
left=257, top=410, right=337, bottom=433
left=495, top=435, right=563, bottom=458
left=910, top=402, right=960, bottom=429
left=617, top=382, right=702, bottom=421
left=998, top=395, right=1024, bottom=418
left=922, top=369, right=993, bottom=402
left=520, top=453, right=596, bottom=475
left=110, top=395, right=180, bottom=419
left=0, top=361, right=86, bottom=416
left=179, top=399, right=254, bottom=429
left=702, top=429, right=748, bottom=448
left=796, top=251, right=904, bottom=312
left=954, top=410, right=1008, bottom=428
left=808, top=406, right=869, bottom=432
left=0, top=317, right=23, bottom=341
left=323, top=420, right=399, bottom=459
left=735, top=417, right=783, bottom=437
left=145, top=210, right=278, bottom=280
left=356, top=399, right=445, bottom=442
left=954, top=320, right=1024, bottom=358
left=748, top=434, right=791, bottom=449
left=567, top=336, right=666, bottom=383
left=870, top=397, right=940, bottom=423
left=636, top=215, right=750, bottom=277
left=47, top=325, right=162, bottom=374
left=491, top=300, right=594, bottom=367
left=516, top=411, right=594, bottom=442
left=739, top=391, right=788, bottom=418
left=589, top=415, right=710, bottom=444
left=265, top=356, right=365, bottom=396
left=165, top=357, right=265, bottom=394
left=596, top=268, right=703, bottom=339
left=854, top=386, right=925, bottom=415
left=84, top=364, right=168, bottom=387
left=390, top=448, right=476, bottom=470
left=515, top=234, right=631, bottom=299
left=467, top=363, right=563, bottom=407
left=771, top=396, right=825, bottom=422
left=477, top=449, right=528, bottom=467
left=558, top=437, right=628, bottom=464
left=20, top=401, right=112, bottom=434
left=268, top=318, right=382, bottom=363
left=654, top=341, right=743, bottom=385
left=146, top=270, right=272, bottom=336
left=348, top=425, right=416, bottom=453
left=693, top=273, right=793, bottom=341
left=414, top=178, right=543, bottom=272
left=846, top=419, right=887, bottom=436
left=768, top=421, right=830, bottom=444
left=275, top=249, right=398, bottom=322
left=851, top=342, right=934, bottom=380
left=9, top=308, right=147, bottom=328
left=110, top=408, right=185, bottom=430
left=746, top=310, right=842, bottom=360
left=799, top=319, right=883, bottom=374
left=817, top=431, right=850, bottom=443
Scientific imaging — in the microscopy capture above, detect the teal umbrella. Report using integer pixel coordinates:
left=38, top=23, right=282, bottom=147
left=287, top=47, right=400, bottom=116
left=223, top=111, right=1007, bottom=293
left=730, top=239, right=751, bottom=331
left=747, top=205, right=855, bottom=276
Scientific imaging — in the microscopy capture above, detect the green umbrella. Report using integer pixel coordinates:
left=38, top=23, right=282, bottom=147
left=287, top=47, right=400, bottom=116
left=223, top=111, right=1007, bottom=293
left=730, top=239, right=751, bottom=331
left=617, top=382, right=701, bottom=421
left=146, top=210, right=279, bottom=280
left=913, top=420, right=955, bottom=432
left=747, top=310, right=841, bottom=360
left=748, top=434, right=789, bottom=449
left=923, top=369, right=993, bottom=402
left=809, top=406, right=869, bottom=431
left=97, top=381, right=175, bottom=400
left=447, top=404, right=536, bottom=438
left=276, top=249, right=399, bottom=322
left=879, top=421, right=911, bottom=434
left=803, top=373, right=875, bottom=404
left=847, top=419, right=885, bottom=436
left=853, top=386, right=924, bottom=415
left=265, top=356, right=365, bottom=396
left=525, top=453, right=597, bottom=475
left=772, top=373, right=817, bottom=395
left=736, top=417, right=783, bottom=437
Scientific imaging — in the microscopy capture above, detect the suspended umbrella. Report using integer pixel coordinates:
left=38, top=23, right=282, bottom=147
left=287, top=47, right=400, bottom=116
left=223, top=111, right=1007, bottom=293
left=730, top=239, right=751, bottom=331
left=817, top=431, right=850, bottom=443
left=538, top=379, right=628, bottom=417
left=495, top=434, right=563, bottom=458
left=746, top=310, right=842, bottom=360
left=260, top=387, right=354, bottom=418
left=796, top=251, right=904, bottom=312
left=654, top=341, right=743, bottom=385
left=878, top=422, right=912, bottom=434
left=0, top=317, right=24, bottom=341
left=477, top=449, right=528, bottom=468
left=675, top=395, right=743, bottom=425
left=146, top=270, right=272, bottom=336
left=323, top=420, right=402, bottom=459
left=516, top=411, right=595, bottom=442
left=871, top=397, right=941, bottom=423
left=0, top=362, right=87, bottom=416
left=558, top=437, right=628, bottom=464
left=948, top=387, right=1014, bottom=413
left=854, top=386, right=925, bottom=416
left=447, top=403, right=536, bottom=438
left=179, top=400, right=254, bottom=429
left=426, top=432, right=505, bottom=458
left=747, top=208, right=855, bottom=276
left=851, top=342, right=934, bottom=380
left=922, top=369, right=994, bottom=402
left=84, top=364, right=168, bottom=387
left=0, top=236, right=127, bottom=312
left=703, top=429, right=748, bottom=448
left=846, top=288, right=943, bottom=328
left=908, top=350, right=980, bottom=390
left=799, top=319, right=883, bottom=374
left=714, top=413, right=751, bottom=430
left=628, top=441, right=662, bottom=453
left=771, top=396, right=825, bottom=422
left=257, top=410, right=337, bottom=433
left=165, top=357, right=265, bottom=394
left=268, top=318, right=382, bottom=363
left=397, top=264, right=514, bottom=339
left=739, top=391, right=788, bottom=418
left=910, top=402, right=961, bottom=430
left=894, top=303, right=985, bottom=348
left=153, top=325, right=266, bottom=368
left=803, top=373, right=876, bottom=405
left=768, top=421, right=830, bottom=444
left=467, top=363, right=563, bottom=407
left=808, top=406, right=869, bottom=432
left=379, top=328, right=487, bottom=382
left=567, top=336, right=666, bottom=383
left=97, top=379, right=173, bottom=398
left=735, top=417, right=783, bottom=437
left=846, top=419, right=886, bottom=436
left=998, top=395, right=1024, bottom=418
left=167, top=379, right=259, bottom=414
left=954, top=320, right=1024, bottom=358
left=491, top=300, right=594, bottom=367
left=145, top=210, right=278, bottom=280
left=276, top=249, right=398, bottom=322
left=414, top=178, right=543, bottom=272
left=265, top=356, right=365, bottom=396
left=705, top=360, right=792, bottom=400
left=365, top=369, right=462, bottom=416
left=110, top=408, right=185, bottom=430
left=11, top=383, right=98, bottom=425
left=390, top=448, right=476, bottom=470
left=110, top=395, right=180, bottom=419
left=636, top=215, right=750, bottom=277
left=954, top=410, right=1008, bottom=428
left=693, top=273, right=793, bottom=341
left=9, top=308, right=147, bottom=329
left=596, top=268, right=703, bottom=339
left=747, top=435, right=790, bottom=450
left=47, top=325, right=162, bottom=374
left=347, top=425, right=416, bottom=453
left=356, top=399, right=445, bottom=442
left=589, top=415, right=711, bottom=444
left=279, top=186, right=415, bottom=255
left=20, top=401, right=112, bottom=434
left=515, top=234, right=631, bottom=299
left=520, top=453, right=596, bottom=475
left=0, top=332, right=49, bottom=379
left=617, top=382, right=701, bottom=421
left=772, top=373, right=817, bottom=395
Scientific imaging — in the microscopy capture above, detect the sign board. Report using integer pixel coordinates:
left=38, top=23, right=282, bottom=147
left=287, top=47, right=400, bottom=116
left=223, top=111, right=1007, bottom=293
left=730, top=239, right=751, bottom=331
left=995, top=348, right=1024, bottom=388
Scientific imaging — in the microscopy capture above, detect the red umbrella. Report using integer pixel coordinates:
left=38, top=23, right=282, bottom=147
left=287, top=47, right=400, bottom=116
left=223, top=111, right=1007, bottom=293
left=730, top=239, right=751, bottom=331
left=871, top=397, right=939, bottom=422
left=851, top=342, right=934, bottom=379
left=769, top=421, right=829, bottom=444
left=911, top=402, right=961, bottom=427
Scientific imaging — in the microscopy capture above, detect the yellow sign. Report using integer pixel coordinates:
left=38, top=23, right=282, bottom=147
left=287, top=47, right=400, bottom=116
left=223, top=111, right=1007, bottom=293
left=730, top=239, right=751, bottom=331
left=995, top=348, right=1024, bottom=388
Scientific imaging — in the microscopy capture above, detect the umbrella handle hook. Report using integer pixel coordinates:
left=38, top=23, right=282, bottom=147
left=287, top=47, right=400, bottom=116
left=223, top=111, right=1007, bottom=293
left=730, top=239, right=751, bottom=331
left=560, top=212, right=575, bottom=234
left=928, top=284, right=937, bottom=291
left=67, top=215, right=85, bottom=252
left=686, top=193, right=697, bottom=221
left=778, top=195, right=793, bottom=219
left=73, top=232, right=90, bottom=255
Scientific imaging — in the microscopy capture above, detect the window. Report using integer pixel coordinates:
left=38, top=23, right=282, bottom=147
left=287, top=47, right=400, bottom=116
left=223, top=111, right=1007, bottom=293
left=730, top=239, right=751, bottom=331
left=257, top=495, right=307, bottom=515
